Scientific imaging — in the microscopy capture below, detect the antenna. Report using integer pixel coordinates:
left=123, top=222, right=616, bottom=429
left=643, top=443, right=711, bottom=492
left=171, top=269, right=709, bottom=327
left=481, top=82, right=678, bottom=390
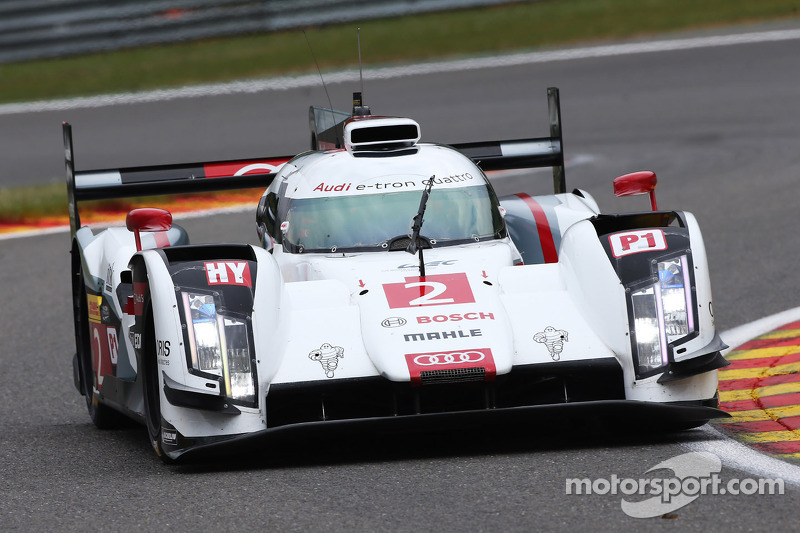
left=352, top=28, right=371, bottom=116
left=357, top=27, right=364, bottom=102
left=303, top=29, right=338, bottom=144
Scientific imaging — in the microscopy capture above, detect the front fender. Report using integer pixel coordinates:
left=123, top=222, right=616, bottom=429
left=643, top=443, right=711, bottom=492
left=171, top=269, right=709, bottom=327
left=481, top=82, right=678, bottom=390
left=130, top=244, right=283, bottom=441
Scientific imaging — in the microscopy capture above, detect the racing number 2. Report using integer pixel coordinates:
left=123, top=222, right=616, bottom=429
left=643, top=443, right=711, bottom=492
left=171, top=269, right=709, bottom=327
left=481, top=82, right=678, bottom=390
left=383, top=273, right=475, bottom=309
left=90, top=324, right=118, bottom=390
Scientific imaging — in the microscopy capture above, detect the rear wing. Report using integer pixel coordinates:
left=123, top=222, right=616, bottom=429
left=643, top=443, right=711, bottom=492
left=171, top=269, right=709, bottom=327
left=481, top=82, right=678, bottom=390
left=64, top=87, right=565, bottom=237
left=309, top=86, right=566, bottom=193
left=63, top=121, right=291, bottom=237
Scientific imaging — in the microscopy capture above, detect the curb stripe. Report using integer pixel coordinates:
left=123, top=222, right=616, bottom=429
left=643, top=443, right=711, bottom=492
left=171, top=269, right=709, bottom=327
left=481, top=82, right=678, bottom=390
left=739, top=430, right=800, bottom=444
left=726, top=345, right=800, bottom=360
left=721, top=420, right=787, bottom=434
left=718, top=360, right=800, bottom=381
left=721, top=392, right=800, bottom=412
left=752, top=441, right=800, bottom=454
left=720, top=382, right=800, bottom=402
left=722, top=351, right=800, bottom=368
left=760, top=328, right=800, bottom=339
left=718, top=373, right=800, bottom=391
left=728, top=336, right=800, bottom=350
left=718, top=403, right=800, bottom=423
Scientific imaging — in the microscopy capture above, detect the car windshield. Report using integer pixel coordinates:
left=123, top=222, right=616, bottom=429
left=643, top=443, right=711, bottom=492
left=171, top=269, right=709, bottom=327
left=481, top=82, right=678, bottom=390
left=283, top=184, right=504, bottom=253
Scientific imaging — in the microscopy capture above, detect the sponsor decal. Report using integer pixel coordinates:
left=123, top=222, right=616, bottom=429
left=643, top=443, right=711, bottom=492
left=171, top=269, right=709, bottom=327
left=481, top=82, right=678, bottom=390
left=381, top=317, right=407, bottom=328
left=292, top=172, right=478, bottom=199
left=132, top=282, right=146, bottom=316
left=105, top=263, right=114, bottom=294
left=313, top=182, right=352, bottom=192
left=131, top=332, right=142, bottom=350
left=162, top=429, right=178, bottom=445
left=404, top=329, right=482, bottom=342
left=608, top=229, right=667, bottom=258
left=423, top=173, right=475, bottom=186
left=355, top=181, right=416, bottom=191
left=533, top=326, right=569, bottom=361
left=157, top=339, right=170, bottom=357
left=87, top=294, right=102, bottom=324
left=382, top=273, right=475, bottom=309
left=405, top=348, right=495, bottom=385
left=100, top=304, right=111, bottom=323
left=106, top=328, right=119, bottom=365
left=204, top=261, right=252, bottom=287
left=397, top=259, right=457, bottom=269
left=90, top=323, right=117, bottom=389
left=309, top=343, right=344, bottom=378
left=417, top=312, right=495, bottom=323
left=203, top=159, right=287, bottom=178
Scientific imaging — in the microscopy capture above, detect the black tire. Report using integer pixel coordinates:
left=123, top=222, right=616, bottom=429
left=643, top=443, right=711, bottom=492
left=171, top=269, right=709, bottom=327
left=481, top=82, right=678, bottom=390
left=74, top=265, right=120, bottom=429
left=141, top=308, right=172, bottom=462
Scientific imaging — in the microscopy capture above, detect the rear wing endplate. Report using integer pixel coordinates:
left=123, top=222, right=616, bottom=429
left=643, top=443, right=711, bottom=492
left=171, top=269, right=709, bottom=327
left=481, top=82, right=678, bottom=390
left=63, top=121, right=291, bottom=237
left=452, top=87, right=565, bottom=194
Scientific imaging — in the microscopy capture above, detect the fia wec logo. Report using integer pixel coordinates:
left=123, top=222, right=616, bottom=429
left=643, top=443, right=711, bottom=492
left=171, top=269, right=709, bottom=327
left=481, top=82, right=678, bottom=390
left=204, top=261, right=252, bottom=287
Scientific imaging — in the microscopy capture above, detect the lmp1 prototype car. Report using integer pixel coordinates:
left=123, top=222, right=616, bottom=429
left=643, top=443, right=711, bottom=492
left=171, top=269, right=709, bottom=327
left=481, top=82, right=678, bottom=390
left=65, top=88, right=729, bottom=461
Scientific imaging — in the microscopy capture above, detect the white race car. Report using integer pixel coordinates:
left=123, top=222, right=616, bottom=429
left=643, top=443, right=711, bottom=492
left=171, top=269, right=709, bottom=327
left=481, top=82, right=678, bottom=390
left=65, top=88, right=729, bottom=461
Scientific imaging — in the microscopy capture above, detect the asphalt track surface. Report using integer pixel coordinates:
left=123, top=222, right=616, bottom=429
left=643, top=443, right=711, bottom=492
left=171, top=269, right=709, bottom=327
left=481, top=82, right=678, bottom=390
left=2, top=20, right=800, bottom=531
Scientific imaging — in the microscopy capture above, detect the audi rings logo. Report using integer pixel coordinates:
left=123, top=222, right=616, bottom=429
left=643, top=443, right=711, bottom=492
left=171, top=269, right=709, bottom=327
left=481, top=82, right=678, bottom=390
left=381, top=317, right=407, bottom=328
left=413, top=350, right=486, bottom=366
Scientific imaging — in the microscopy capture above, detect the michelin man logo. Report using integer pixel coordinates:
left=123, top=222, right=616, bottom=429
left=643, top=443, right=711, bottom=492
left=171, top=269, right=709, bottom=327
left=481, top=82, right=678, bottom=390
left=309, top=343, right=345, bottom=378
left=534, top=326, right=569, bottom=361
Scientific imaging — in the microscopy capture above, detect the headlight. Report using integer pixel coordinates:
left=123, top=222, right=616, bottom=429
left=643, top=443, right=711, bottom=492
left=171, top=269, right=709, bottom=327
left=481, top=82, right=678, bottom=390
left=182, top=291, right=256, bottom=404
left=630, top=255, right=695, bottom=377
left=631, top=286, right=666, bottom=374
left=658, top=256, right=694, bottom=341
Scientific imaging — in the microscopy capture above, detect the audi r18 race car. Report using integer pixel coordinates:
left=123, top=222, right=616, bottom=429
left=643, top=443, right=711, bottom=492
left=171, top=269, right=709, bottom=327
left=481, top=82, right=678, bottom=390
left=65, top=88, right=729, bottom=461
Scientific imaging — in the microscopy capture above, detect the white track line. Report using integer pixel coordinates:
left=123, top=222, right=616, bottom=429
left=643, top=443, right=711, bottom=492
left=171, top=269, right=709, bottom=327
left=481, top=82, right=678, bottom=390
left=683, top=307, right=800, bottom=487
left=2, top=28, right=800, bottom=116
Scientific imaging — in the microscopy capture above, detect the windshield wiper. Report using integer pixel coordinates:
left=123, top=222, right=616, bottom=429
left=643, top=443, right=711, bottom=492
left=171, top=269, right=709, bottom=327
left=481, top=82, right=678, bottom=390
left=406, top=176, right=434, bottom=277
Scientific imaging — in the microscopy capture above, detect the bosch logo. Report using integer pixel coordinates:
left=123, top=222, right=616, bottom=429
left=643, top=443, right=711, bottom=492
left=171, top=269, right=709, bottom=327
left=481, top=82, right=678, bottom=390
left=381, top=317, right=407, bottom=328
left=413, top=351, right=486, bottom=366
left=417, top=312, right=494, bottom=323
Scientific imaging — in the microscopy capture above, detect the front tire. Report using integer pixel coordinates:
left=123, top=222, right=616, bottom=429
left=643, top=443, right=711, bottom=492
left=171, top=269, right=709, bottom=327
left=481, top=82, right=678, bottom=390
left=141, top=309, right=172, bottom=462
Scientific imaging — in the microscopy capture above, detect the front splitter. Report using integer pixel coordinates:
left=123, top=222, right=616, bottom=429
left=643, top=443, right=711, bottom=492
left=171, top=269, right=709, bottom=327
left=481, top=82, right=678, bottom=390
left=172, top=399, right=729, bottom=462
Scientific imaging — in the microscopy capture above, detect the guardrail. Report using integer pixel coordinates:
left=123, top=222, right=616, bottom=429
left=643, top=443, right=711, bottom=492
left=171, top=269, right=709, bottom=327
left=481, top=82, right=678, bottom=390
left=0, top=0, right=516, bottom=64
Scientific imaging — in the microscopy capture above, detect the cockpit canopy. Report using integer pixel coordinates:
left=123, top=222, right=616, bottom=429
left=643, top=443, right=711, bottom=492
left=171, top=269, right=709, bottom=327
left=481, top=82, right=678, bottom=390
left=264, top=144, right=508, bottom=254
left=282, top=178, right=505, bottom=253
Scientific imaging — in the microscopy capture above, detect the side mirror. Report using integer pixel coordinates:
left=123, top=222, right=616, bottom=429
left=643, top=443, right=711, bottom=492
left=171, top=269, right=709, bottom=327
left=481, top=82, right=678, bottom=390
left=126, top=208, right=172, bottom=251
left=613, top=171, right=658, bottom=211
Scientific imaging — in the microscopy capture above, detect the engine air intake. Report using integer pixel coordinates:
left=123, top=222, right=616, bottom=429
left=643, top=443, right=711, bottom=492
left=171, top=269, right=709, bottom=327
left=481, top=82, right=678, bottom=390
left=344, top=117, right=421, bottom=152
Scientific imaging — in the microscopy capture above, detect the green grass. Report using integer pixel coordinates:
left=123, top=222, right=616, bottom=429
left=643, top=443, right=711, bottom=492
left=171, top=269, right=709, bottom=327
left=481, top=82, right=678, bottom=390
left=2, top=0, right=799, bottom=224
left=1, top=0, right=799, bottom=104
left=0, top=183, right=66, bottom=224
